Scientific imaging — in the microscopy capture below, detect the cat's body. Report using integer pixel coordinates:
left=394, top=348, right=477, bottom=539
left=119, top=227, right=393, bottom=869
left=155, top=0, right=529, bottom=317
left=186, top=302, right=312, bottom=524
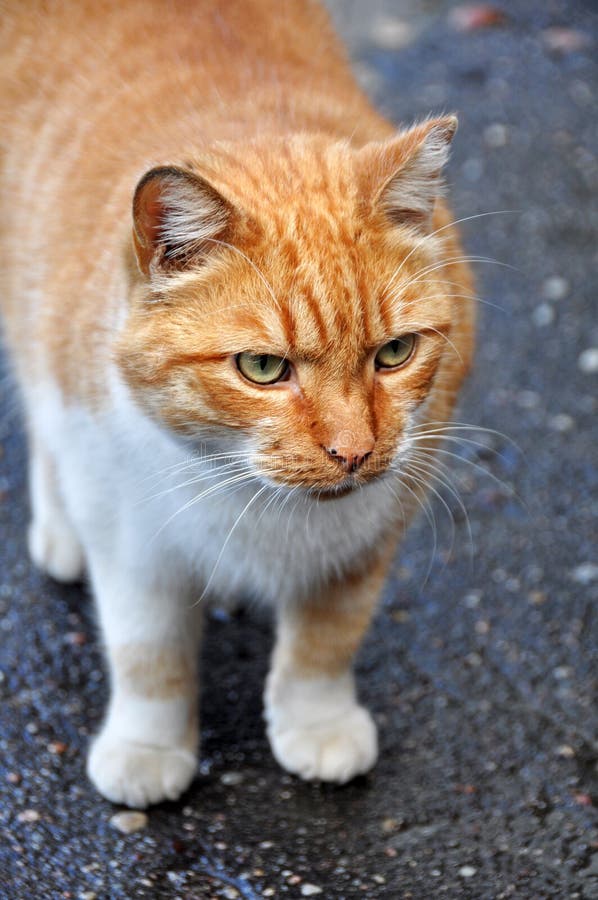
left=1, top=0, right=475, bottom=807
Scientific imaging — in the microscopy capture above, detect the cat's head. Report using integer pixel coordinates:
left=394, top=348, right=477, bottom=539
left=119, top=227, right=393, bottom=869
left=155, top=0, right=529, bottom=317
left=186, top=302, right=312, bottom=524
left=118, top=116, right=469, bottom=496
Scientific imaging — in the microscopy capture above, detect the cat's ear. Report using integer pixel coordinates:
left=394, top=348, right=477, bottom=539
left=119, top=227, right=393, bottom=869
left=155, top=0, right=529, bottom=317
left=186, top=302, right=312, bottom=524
left=361, top=116, right=458, bottom=230
left=132, top=166, right=235, bottom=277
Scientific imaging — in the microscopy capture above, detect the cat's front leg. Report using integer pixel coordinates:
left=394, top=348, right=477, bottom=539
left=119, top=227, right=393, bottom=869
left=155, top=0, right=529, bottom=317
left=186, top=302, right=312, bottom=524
left=85, top=554, right=201, bottom=808
left=265, top=544, right=395, bottom=784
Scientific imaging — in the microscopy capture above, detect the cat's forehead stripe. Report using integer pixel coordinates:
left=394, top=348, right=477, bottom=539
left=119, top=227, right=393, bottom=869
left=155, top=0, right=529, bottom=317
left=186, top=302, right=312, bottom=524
left=274, top=216, right=374, bottom=350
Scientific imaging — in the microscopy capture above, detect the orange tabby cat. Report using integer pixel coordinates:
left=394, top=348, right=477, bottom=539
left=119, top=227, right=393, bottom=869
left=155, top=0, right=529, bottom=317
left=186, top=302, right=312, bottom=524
left=0, top=0, right=475, bottom=807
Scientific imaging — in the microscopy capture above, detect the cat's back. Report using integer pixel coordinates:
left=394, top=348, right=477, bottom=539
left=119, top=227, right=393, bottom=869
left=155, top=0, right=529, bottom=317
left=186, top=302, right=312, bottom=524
left=0, top=0, right=361, bottom=147
left=0, top=0, right=379, bottom=390
left=0, top=1, right=376, bottom=277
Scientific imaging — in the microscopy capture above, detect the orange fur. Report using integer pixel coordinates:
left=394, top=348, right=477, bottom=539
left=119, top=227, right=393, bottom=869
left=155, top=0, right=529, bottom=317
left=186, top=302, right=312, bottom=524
left=0, top=2, right=473, bottom=457
left=1, top=0, right=475, bottom=661
left=113, top=644, right=197, bottom=700
left=0, top=0, right=476, bottom=798
left=273, top=538, right=398, bottom=678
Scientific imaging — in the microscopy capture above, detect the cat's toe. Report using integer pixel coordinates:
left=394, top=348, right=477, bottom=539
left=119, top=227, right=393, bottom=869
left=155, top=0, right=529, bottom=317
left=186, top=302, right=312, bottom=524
left=268, top=705, right=378, bottom=784
left=28, top=518, right=85, bottom=583
left=87, top=733, right=197, bottom=808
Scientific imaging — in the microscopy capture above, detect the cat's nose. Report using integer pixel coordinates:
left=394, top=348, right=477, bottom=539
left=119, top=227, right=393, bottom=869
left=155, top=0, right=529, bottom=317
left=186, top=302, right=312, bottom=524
left=323, top=438, right=374, bottom=473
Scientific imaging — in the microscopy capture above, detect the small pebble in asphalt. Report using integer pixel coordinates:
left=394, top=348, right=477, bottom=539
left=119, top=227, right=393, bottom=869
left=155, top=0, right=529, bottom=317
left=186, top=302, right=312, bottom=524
left=556, top=745, right=576, bottom=758
left=553, top=666, right=573, bottom=680
left=463, top=590, right=482, bottom=608
left=370, top=17, right=416, bottom=50
left=570, top=563, right=598, bottom=585
left=17, top=809, right=40, bottom=824
left=484, top=123, right=508, bottom=147
left=466, top=651, right=483, bottom=667
left=532, top=303, right=554, bottom=327
left=66, top=631, right=87, bottom=646
left=549, top=414, right=574, bottom=432
left=391, top=609, right=410, bottom=623
left=109, top=811, right=148, bottom=834
left=301, top=885, right=323, bottom=896
left=516, top=390, right=540, bottom=409
left=448, top=4, right=507, bottom=32
left=542, top=27, right=593, bottom=54
left=459, top=865, right=477, bottom=878
left=578, top=348, right=598, bottom=373
left=220, top=771, right=244, bottom=786
left=542, top=276, right=570, bottom=300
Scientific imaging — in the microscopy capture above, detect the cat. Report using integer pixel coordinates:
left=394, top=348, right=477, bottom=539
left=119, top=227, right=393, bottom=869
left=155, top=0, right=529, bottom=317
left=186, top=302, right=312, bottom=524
left=0, top=0, right=475, bottom=808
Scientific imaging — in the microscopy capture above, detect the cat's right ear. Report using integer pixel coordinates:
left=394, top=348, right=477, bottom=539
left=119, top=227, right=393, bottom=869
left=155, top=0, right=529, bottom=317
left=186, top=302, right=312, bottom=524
left=132, top=166, right=235, bottom=277
left=358, top=116, right=458, bottom=232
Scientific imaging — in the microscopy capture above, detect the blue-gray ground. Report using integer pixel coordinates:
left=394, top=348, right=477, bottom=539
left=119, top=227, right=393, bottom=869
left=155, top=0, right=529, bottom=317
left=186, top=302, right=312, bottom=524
left=1, top=1, right=597, bottom=897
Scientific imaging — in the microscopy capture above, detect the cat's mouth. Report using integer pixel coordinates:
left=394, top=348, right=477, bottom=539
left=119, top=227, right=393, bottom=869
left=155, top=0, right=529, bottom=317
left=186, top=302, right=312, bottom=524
left=256, top=467, right=372, bottom=499
left=252, top=447, right=393, bottom=496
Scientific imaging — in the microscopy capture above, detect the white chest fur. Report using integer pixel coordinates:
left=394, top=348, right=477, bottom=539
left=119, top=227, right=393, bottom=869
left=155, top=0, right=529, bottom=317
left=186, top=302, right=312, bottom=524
left=31, top=371, right=403, bottom=605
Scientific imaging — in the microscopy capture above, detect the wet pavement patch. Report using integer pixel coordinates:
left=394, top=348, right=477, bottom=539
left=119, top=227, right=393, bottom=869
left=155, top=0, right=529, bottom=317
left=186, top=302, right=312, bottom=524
left=1, top=0, right=597, bottom=897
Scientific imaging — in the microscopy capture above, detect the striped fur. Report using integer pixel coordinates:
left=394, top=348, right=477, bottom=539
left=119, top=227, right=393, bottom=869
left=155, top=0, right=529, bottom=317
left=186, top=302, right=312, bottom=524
left=0, top=0, right=475, bottom=806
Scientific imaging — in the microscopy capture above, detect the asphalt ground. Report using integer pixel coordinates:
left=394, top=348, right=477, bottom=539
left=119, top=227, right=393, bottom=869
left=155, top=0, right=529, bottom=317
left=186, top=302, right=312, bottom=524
left=0, top=1, right=597, bottom=898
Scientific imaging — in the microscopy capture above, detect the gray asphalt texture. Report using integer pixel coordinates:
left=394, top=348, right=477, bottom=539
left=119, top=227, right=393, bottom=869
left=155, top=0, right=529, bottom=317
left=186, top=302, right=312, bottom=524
left=1, top=1, right=597, bottom=898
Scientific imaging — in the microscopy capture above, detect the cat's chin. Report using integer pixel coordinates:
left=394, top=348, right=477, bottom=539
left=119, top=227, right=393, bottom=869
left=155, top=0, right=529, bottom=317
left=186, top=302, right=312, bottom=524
left=311, top=482, right=358, bottom=501
left=258, top=469, right=389, bottom=500
left=305, top=475, right=387, bottom=501
left=308, top=469, right=396, bottom=500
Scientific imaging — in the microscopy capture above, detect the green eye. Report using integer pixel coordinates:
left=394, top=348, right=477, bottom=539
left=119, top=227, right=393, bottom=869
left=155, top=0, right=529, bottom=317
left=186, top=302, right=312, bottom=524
left=236, top=352, right=289, bottom=385
left=375, top=334, right=416, bottom=369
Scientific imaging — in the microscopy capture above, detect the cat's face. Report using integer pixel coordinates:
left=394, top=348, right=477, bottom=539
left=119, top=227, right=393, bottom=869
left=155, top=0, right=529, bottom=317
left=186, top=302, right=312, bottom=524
left=119, top=120, right=461, bottom=495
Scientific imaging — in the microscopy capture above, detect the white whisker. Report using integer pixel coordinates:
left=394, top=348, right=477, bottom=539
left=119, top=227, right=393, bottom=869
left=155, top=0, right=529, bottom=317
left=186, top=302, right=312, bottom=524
left=150, top=470, right=260, bottom=542
left=385, top=209, right=516, bottom=292
left=395, top=473, right=439, bottom=584
left=139, top=460, right=252, bottom=506
left=194, top=483, right=270, bottom=605
left=404, top=452, right=474, bottom=567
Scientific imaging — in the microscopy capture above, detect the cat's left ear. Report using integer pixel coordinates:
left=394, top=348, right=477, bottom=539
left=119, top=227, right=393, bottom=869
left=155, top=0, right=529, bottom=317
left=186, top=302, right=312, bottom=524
left=359, top=116, right=458, bottom=231
left=132, top=166, right=235, bottom=277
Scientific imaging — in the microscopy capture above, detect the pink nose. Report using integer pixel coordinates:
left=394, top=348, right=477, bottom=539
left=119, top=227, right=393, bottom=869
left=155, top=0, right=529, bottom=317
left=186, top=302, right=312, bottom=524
left=323, top=441, right=374, bottom=473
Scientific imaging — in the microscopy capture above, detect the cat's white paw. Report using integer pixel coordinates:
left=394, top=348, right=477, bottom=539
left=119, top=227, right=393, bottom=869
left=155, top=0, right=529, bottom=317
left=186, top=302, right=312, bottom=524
left=28, top=517, right=85, bottom=583
left=267, top=705, right=378, bottom=783
left=87, top=732, right=197, bottom=808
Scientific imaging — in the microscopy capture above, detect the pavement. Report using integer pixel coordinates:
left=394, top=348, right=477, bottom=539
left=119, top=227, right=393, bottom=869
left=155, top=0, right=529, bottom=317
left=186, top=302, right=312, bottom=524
left=1, top=1, right=597, bottom=898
